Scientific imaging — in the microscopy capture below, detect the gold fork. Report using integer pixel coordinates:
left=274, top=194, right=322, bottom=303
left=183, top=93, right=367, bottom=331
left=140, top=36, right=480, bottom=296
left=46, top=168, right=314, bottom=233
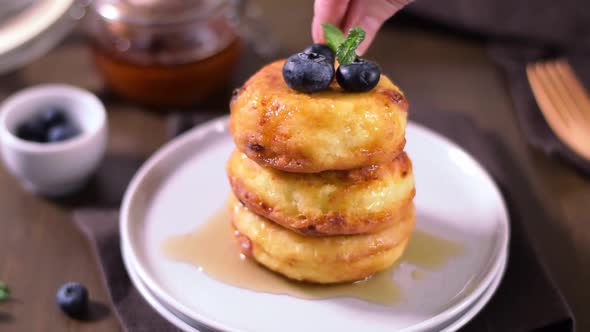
left=526, top=59, right=590, bottom=161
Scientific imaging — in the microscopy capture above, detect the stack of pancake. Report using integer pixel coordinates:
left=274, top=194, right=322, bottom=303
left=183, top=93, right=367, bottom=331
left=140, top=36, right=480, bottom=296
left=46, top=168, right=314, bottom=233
left=226, top=60, right=415, bottom=284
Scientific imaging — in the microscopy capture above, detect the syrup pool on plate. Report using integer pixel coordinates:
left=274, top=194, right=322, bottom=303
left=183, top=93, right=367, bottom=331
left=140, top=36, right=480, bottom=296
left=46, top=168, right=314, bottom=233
left=162, top=208, right=464, bottom=305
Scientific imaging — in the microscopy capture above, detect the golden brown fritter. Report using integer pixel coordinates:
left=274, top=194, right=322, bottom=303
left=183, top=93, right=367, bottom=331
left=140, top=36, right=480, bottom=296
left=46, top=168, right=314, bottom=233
left=227, top=150, right=415, bottom=236
left=229, top=60, right=409, bottom=173
left=229, top=194, right=415, bottom=284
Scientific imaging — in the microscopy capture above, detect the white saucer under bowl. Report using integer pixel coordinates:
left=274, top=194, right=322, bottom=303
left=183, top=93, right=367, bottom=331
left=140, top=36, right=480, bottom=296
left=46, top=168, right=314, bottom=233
left=120, top=116, right=509, bottom=332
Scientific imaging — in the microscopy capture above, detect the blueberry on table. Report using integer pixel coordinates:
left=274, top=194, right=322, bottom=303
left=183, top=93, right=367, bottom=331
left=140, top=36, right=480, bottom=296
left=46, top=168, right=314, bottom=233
left=16, top=120, right=46, bottom=142
left=47, top=123, right=80, bottom=143
left=303, top=44, right=335, bottom=65
left=282, top=52, right=334, bottom=93
left=56, top=282, right=88, bottom=319
left=39, top=107, right=68, bottom=129
left=336, top=58, right=381, bottom=92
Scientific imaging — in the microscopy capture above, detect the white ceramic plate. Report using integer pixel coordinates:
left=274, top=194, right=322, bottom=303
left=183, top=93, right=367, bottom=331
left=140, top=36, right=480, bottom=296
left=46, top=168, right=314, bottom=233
left=120, top=116, right=509, bottom=332
left=122, top=240, right=507, bottom=332
left=440, top=251, right=506, bottom=332
left=0, top=0, right=78, bottom=73
left=122, top=242, right=203, bottom=332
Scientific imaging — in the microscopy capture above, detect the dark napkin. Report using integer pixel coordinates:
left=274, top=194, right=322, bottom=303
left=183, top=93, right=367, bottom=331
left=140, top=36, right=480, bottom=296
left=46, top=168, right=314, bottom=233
left=402, top=0, right=590, bottom=50
left=487, top=44, right=590, bottom=175
left=74, top=210, right=182, bottom=332
left=73, top=109, right=574, bottom=332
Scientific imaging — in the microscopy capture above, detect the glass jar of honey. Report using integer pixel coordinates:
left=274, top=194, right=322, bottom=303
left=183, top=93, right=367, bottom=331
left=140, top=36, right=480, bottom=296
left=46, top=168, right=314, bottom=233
left=86, top=0, right=243, bottom=108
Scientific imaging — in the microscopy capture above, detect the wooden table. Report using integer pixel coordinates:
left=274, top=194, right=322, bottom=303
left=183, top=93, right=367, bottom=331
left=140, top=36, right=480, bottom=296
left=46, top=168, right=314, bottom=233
left=1, top=1, right=588, bottom=331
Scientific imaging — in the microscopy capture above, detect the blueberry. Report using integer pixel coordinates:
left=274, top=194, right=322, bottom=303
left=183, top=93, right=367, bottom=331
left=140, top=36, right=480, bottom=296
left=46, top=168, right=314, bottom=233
left=47, top=123, right=79, bottom=142
left=282, top=52, right=334, bottom=93
left=56, top=282, right=88, bottom=319
left=39, top=107, right=68, bottom=129
left=303, top=44, right=335, bottom=65
left=336, top=58, right=381, bottom=92
left=16, top=120, right=46, bottom=142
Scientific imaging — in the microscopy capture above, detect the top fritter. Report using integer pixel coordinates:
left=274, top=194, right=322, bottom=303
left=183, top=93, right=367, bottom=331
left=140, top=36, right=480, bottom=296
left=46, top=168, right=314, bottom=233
left=229, top=60, right=408, bottom=173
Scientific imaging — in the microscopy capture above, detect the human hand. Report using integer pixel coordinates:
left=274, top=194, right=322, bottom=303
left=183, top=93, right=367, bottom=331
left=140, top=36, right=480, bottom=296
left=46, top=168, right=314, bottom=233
left=312, top=0, right=413, bottom=55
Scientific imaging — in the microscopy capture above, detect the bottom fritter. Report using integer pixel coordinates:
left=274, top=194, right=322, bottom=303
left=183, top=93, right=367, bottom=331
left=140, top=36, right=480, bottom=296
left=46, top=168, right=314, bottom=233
left=229, top=194, right=415, bottom=284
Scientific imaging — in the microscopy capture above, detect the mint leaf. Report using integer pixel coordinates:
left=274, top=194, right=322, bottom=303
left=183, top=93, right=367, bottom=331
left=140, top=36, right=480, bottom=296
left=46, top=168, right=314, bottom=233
left=0, top=281, right=8, bottom=301
left=322, top=24, right=345, bottom=53
left=321, top=25, right=367, bottom=65
left=336, top=27, right=366, bottom=65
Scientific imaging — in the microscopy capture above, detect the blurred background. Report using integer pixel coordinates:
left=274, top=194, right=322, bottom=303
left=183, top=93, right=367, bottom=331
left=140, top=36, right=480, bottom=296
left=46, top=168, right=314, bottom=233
left=1, top=0, right=589, bottom=108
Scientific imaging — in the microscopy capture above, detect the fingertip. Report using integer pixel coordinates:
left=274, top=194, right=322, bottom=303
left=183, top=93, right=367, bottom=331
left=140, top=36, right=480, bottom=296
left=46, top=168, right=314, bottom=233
left=311, top=19, right=323, bottom=43
left=356, top=42, right=369, bottom=56
left=356, top=29, right=377, bottom=55
left=312, top=20, right=318, bottom=42
left=348, top=18, right=379, bottom=55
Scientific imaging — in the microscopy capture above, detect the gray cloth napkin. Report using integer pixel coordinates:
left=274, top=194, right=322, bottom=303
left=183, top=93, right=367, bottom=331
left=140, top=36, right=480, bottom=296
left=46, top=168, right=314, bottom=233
left=72, top=108, right=573, bottom=332
left=75, top=210, right=181, bottom=332
left=404, top=0, right=590, bottom=50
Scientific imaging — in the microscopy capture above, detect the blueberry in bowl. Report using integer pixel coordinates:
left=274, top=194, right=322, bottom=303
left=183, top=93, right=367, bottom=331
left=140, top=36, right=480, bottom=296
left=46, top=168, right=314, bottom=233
left=39, top=106, right=68, bottom=129
left=15, top=118, right=46, bottom=143
left=15, top=106, right=81, bottom=144
left=47, top=123, right=80, bottom=143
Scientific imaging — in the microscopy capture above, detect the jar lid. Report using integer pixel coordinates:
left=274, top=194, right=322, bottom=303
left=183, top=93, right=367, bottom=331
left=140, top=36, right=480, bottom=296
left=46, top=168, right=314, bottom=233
left=93, top=0, right=231, bottom=25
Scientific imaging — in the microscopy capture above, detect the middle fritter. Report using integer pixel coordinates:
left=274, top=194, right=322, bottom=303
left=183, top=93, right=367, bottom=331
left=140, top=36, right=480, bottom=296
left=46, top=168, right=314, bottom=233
left=227, top=149, right=415, bottom=236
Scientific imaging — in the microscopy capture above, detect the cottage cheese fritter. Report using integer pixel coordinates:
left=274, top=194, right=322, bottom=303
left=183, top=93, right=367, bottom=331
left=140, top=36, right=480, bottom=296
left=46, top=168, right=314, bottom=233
left=230, top=194, right=415, bottom=284
left=230, top=60, right=408, bottom=173
left=227, top=150, right=415, bottom=236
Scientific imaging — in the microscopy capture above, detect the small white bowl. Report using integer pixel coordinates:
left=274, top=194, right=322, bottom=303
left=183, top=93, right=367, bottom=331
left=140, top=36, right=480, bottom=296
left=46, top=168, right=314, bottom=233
left=0, top=84, right=107, bottom=197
